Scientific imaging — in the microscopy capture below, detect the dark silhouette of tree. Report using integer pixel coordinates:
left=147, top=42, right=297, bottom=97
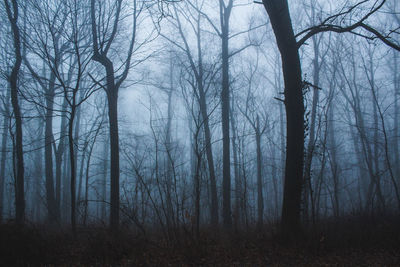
left=90, top=0, right=143, bottom=230
left=260, top=0, right=400, bottom=239
left=4, top=0, right=25, bottom=224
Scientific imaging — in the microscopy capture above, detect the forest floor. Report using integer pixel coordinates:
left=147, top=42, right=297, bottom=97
left=1, top=215, right=399, bottom=266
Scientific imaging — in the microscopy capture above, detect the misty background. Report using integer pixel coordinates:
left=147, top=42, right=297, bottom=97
left=0, top=0, right=399, bottom=239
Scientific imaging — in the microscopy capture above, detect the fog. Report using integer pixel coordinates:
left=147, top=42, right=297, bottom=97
left=0, top=1, right=399, bottom=261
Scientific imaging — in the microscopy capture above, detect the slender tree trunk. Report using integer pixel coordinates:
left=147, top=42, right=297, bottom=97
left=328, top=100, right=340, bottom=217
left=369, top=55, right=385, bottom=213
left=77, top=144, right=86, bottom=206
left=256, top=116, right=264, bottom=228
left=68, top=106, right=77, bottom=234
left=55, top=97, right=68, bottom=219
left=393, top=52, right=400, bottom=182
left=303, top=36, right=320, bottom=223
left=221, top=0, right=233, bottom=228
left=44, top=76, right=58, bottom=223
left=197, top=84, right=218, bottom=226
left=62, top=145, right=71, bottom=222
left=230, top=97, right=241, bottom=228
left=107, top=88, right=120, bottom=230
left=34, top=122, right=44, bottom=222
left=84, top=135, right=97, bottom=225
left=5, top=0, right=25, bottom=224
left=195, top=20, right=218, bottom=226
left=193, top=140, right=201, bottom=239
left=0, top=88, right=10, bottom=223
left=102, top=135, right=109, bottom=221
left=271, top=145, right=279, bottom=219
left=165, top=86, right=174, bottom=230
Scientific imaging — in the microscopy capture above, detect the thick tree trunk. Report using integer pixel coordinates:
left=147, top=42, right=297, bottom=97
left=263, top=0, right=304, bottom=237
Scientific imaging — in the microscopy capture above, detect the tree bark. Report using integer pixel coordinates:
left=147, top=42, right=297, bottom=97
left=5, top=0, right=25, bottom=224
left=221, top=0, right=233, bottom=228
left=0, top=87, right=10, bottom=223
left=102, top=135, right=109, bottom=221
left=230, top=97, right=241, bottom=228
left=262, top=0, right=304, bottom=237
left=55, top=97, right=68, bottom=220
left=303, top=36, right=320, bottom=223
left=393, top=51, right=400, bottom=183
left=107, top=90, right=120, bottom=230
left=68, top=106, right=77, bottom=233
left=256, top=116, right=264, bottom=228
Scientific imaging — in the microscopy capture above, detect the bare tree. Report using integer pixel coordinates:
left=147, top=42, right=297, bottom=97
left=259, top=0, right=400, bottom=238
left=90, top=0, right=144, bottom=230
left=236, top=53, right=268, bottom=228
left=163, top=0, right=220, bottom=226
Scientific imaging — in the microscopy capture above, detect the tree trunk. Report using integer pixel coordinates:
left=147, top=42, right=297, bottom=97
left=102, top=135, right=109, bottom=221
left=34, top=122, right=44, bottom=222
left=107, top=88, right=120, bottom=230
left=230, top=97, right=241, bottom=228
left=44, top=73, right=58, bottom=224
left=77, top=143, right=86, bottom=206
left=263, top=0, right=305, bottom=237
left=303, top=36, right=320, bottom=223
left=393, top=51, right=400, bottom=183
left=221, top=0, right=233, bottom=228
left=0, top=87, right=10, bottom=223
left=62, top=143, right=71, bottom=222
left=256, top=116, right=264, bottom=228
left=55, top=97, right=68, bottom=219
left=68, top=106, right=77, bottom=234
left=5, top=0, right=25, bottom=224
left=197, top=83, right=218, bottom=226
left=84, top=134, right=96, bottom=225
left=165, top=86, right=174, bottom=230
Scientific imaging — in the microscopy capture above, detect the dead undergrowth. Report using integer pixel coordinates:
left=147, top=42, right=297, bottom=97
left=0, top=215, right=399, bottom=266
